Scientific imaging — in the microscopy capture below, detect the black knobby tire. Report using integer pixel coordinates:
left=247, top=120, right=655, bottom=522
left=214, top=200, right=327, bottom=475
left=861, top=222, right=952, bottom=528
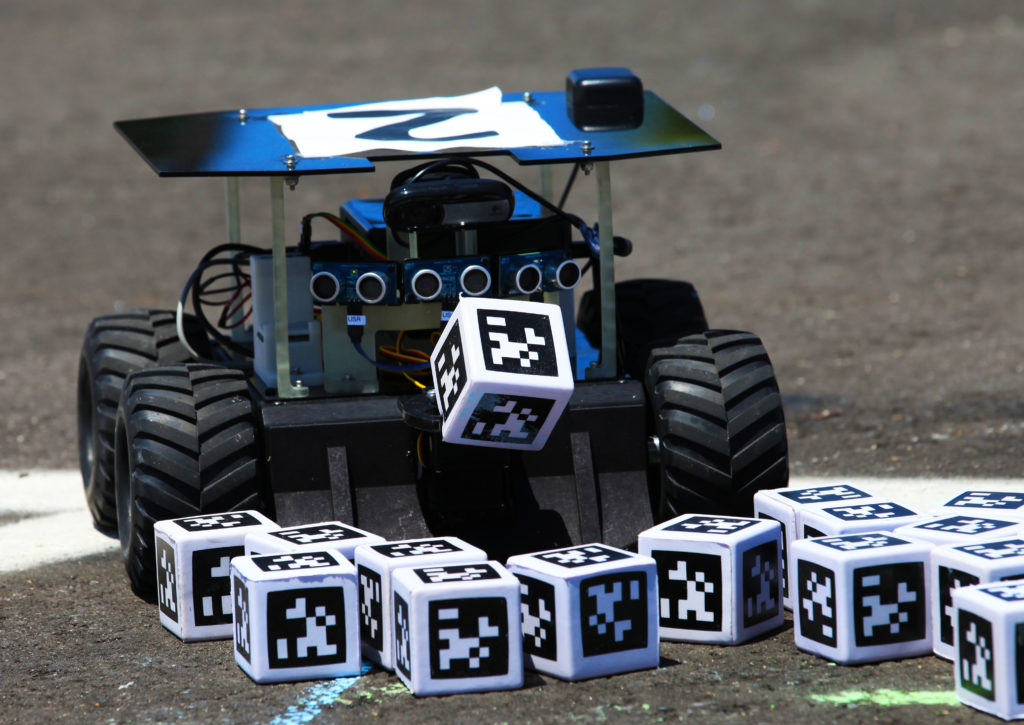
left=646, top=330, right=788, bottom=519
left=114, top=363, right=264, bottom=598
left=77, top=310, right=202, bottom=529
left=578, top=279, right=709, bottom=379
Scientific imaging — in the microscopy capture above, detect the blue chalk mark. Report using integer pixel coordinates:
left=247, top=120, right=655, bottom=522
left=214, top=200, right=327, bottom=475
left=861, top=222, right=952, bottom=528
left=267, top=663, right=372, bottom=725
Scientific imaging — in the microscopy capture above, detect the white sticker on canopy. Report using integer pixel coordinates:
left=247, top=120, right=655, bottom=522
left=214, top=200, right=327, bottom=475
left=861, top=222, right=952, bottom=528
left=268, top=87, right=565, bottom=158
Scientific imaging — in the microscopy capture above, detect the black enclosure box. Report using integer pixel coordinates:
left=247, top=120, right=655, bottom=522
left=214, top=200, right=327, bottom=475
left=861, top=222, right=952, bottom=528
left=566, top=67, right=644, bottom=132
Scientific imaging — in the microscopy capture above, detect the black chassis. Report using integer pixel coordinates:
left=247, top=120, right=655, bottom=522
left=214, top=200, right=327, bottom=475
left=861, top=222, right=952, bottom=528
left=257, top=378, right=653, bottom=560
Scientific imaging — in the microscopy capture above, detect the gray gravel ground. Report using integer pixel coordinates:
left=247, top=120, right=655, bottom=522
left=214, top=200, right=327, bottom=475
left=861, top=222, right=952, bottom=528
left=2, top=1, right=1023, bottom=722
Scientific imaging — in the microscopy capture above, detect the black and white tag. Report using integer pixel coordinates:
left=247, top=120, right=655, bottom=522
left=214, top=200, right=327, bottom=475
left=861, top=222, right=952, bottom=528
left=428, top=598, right=509, bottom=679
left=959, top=610, right=996, bottom=701
left=253, top=552, right=337, bottom=572
left=266, top=588, right=347, bottom=669
left=938, top=567, right=980, bottom=647
left=156, top=538, right=178, bottom=622
left=579, top=571, right=648, bottom=657
left=652, top=550, right=722, bottom=632
left=415, top=564, right=500, bottom=584
left=537, top=544, right=630, bottom=569
left=518, top=575, right=557, bottom=660
left=433, top=320, right=467, bottom=417
left=174, top=512, right=262, bottom=532
left=192, top=546, right=242, bottom=626
left=358, top=565, right=383, bottom=651
left=269, top=524, right=367, bottom=545
left=477, top=309, right=557, bottom=376
left=798, top=560, right=837, bottom=647
left=462, top=393, right=554, bottom=445
left=852, top=562, right=926, bottom=646
left=742, top=541, right=780, bottom=628
left=234, top=575, right=251, bottom=663
left=664, top=516, right=757, bottom=536
left=372, top=539, right=463, bottom=558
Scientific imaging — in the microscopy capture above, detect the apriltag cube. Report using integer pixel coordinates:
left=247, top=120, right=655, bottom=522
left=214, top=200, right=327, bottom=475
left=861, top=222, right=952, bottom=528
left=506, top=544, right=659, bottom=681
left=154, top=510, right=279, bottom=641
left=953, top=580, right=1024, bottom=719
left=429, top=296, right=573, bottom=450
left=392, top=562, right=523, bottom=696
left=231, top=550, right=361, bottom=683
left=791, top=532, right=932, bottom=664
left=639, top=514, right=783, bottom=644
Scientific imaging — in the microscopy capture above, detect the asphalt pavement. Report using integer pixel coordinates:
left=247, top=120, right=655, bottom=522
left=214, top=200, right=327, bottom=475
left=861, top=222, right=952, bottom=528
left=2, top=1, right=1024, bottom=723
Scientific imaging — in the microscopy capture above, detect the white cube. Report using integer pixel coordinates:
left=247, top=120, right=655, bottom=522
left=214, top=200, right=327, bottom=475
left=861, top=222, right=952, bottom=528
left=798, top=501, right=928, bottom=539
left=791, top=532, right=932, bottom=664
left=893, top=515, right=1022, bottom=547
left=245, top=521, right=385, bottom=561
left=391, top=562, right=523, bottom=696
left=638, top=514, right=783, bottom=644
left=931, top=538, right=1024, bottom=660
left=429, top=296, right=573, bottom=450
left=754, top=484, right=881, bottom=610
left=953, top=580, right=1024, bottom=719
left=154, top=510, right=279, bottom=641
left=355, top=537, right=487, bottom=670
left=230, top=550, right=361, bottom=684
left=933, top=490, right=1024, bottom=521
left=505, top=543, right=659, bottom=681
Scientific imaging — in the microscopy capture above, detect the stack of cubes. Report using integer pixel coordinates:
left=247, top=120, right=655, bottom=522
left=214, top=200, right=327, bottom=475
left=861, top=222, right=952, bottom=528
left=754, top=483, right=907, bottom=610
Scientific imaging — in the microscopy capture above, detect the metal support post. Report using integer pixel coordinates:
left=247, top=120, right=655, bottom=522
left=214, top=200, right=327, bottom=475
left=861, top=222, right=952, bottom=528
left=271, top=177, right=308, bottom=398
left=587, top=161, right=617, bottom=379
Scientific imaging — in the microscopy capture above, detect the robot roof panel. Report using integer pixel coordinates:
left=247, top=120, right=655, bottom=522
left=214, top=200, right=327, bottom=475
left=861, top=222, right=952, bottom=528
left=114, top=87, right=720, bottom=177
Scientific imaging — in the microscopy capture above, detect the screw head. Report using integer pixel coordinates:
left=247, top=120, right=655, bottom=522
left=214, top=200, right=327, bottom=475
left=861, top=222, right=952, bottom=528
left=581, top=140, right=594, bottom=155
left=284, top=154, right=297, bottom=170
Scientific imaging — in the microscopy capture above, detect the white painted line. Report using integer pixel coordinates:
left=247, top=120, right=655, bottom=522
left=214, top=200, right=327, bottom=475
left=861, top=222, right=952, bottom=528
left=3, top=471, right=1024, bottom=573
left=0, top=470, right=119, bottom=572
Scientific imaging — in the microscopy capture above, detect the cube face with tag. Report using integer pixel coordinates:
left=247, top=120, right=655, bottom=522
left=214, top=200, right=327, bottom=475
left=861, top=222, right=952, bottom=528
left=638, top=514, right=784, bottom=644
left=894, top=515, right=1022, bottom=547
left=430, top=297, right=573, bottom=450
left=231, top=550, right=360, bottom=684
left=932, top=490, right=1024, bottom=521
left=930, top=537, right=1024, bottom=660
left=245, top=521, right=385, bottom=561
left=791, top=533, right=932, bottom=664
left=506, top=544, right=659, bottom=681
left=153, top=510, right=279, bottom=642
left=354, top=537, right=488, bottom=671
left=391, top=562, right=523, bottom=696
left=953, top=580, right=1024, bottom=719
left=798, top=501, right=928, bottom=539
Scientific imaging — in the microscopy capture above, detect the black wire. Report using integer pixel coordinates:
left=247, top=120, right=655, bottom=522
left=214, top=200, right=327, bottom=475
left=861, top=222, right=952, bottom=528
left=181, top=243, right=265, bottom=358
left=557, top=163, right=580, bottom=209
